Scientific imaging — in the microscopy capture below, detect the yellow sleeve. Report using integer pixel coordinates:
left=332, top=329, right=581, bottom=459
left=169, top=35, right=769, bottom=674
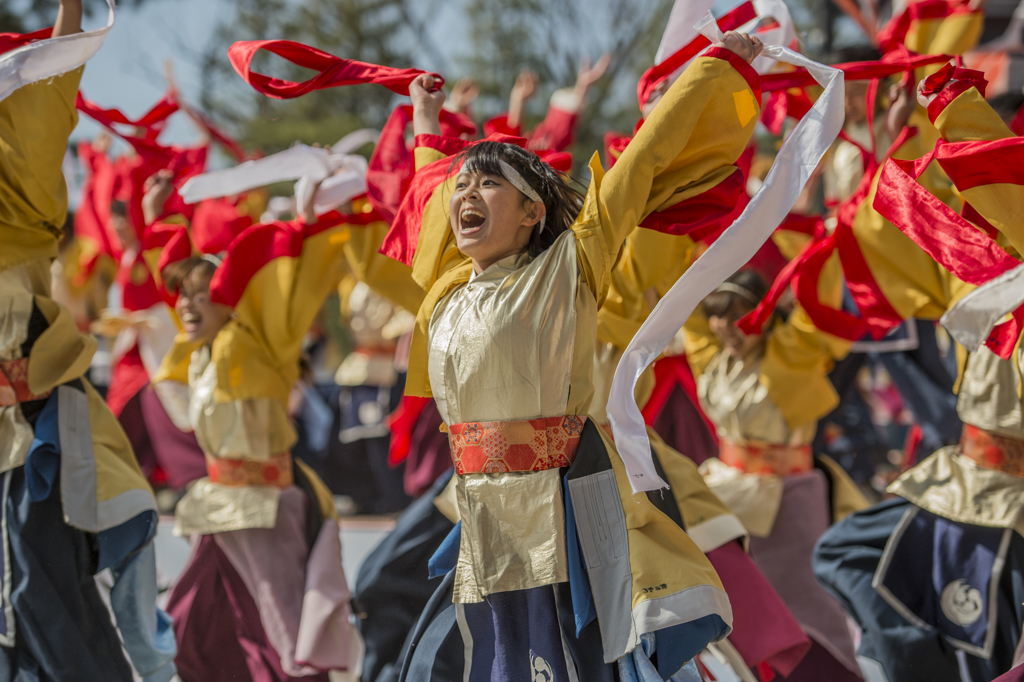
left=342, top=209, right=425, bottom=314
left=849, top=117, right=973, bottom=321
left=906, top=9, right=983, bottom=78
left=213, top=218, right=353, bottom=402
left=597, top=229, right=696, bottom=349
left=415, top=146, right=446, bottom=171
left=931, top=87, right=1024, bottom=257
left=573, top=50, right=760, bottom=304
left=0, top=68, right=83, bottom=270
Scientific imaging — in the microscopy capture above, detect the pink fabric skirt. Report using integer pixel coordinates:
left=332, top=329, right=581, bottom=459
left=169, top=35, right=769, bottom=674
left=707, top=541, right=811, bottom=676
left=748, top=471, right=863, bottom=681
left=167, top=486, right=353, bottom=681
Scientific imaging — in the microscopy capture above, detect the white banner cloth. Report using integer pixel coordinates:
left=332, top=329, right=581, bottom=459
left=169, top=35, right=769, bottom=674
left=181, top=128, right=378, bottom=217
left=606, top=15, right=845, bottom=494
left=941, top=263, right=1024, bottom=352
left=0, top=0, right=116, bottom=103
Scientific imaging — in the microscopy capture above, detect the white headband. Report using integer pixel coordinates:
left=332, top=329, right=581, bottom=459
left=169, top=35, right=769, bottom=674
left=201, top=253, right=223, bottom=268
left=713, top=282, right=760, bottom=305
left=463, top=157, right=546, bottom=233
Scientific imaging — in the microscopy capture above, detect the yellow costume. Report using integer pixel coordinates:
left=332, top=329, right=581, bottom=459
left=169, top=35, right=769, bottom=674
left=402, top=49, right=764, bottom=669
left=0, top=66, right=174, bottom=681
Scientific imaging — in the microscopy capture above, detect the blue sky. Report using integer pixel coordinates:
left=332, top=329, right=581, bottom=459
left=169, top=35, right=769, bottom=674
left=75, top=0, right=233, bottom=147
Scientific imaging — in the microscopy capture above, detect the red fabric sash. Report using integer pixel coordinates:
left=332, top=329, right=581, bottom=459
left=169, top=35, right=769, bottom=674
left=386, top=395, right=432, bottom=466
left=760, top=48, right=951, bottom=93
left=76, top=93, right=210, bottom=230
left=73, top=140, right=119, bottom=275
left=639, top=168, right=745, bottom=237
left=737, top=217, right=825, bottom=335
left=873, top=149, right=1024, bottom=358
left=0, top=27, right=53, bottom=55
left=76, top=92, right=178, bottom=141
left=761, top=89, right=813, bottom=136
left=789, top=126, right=918, bottom=342
left=925, top=137, right=1024, bottom=191
left=366, top=104, right=477, bottom=224
left=640, top=354, right=718, bottom=447
left=228, top=39, right=442, bottom=99
left=637, top=1, right=756, bottom=108
left=920, top=62, right=987, bottom=99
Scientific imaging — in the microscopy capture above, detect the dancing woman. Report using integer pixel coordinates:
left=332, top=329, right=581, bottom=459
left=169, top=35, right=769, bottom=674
left=0, top=1, right=175, bottom=679
left=154, top=211, right=360, bottom=681
left=394, top=31, right=767, bottom=681
left=814, top=71, right=1024, bottom=682
left=684, top=267, right=868, bottom=681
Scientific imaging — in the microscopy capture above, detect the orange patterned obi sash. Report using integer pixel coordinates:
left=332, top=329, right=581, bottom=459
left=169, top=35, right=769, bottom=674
left=205, top=452, right=294, bottom=488
left=719, top=438, right=813, bottom=475
left=0, top=358, right=51, bottom=407
left=448, top=416, right=587, bottom=475
left=960, top=424, right=1024, bottom=478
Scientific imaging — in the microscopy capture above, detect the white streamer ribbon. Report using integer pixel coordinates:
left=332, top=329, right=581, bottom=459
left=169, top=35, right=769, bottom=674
left=655, top=0, right=718, bottom=65
left=606, top=14, right=845, bottom=494
left=940, top=263, right=1024, bottom=352
left=180, top=127, right=378, bottom=217
left=0, top=0, right=116, bottom=104
left=749, top=0, right=799, bottom=75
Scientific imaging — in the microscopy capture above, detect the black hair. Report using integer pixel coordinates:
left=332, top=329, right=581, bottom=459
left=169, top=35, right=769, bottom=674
left=450, top=141, right=585, bottom=259
left=110, top=200, right=128, bottom=218
left=829, top=45, right=882, bottom=65
left=702, top=269, right=769, bottom=319
left=162, top=257, right=217, bottom=297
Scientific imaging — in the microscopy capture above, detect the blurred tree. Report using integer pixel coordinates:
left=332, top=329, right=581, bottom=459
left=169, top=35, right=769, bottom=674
left=457, top=0, right=672, bottom=168
left=198, top=0, right=674, bottom=165
left=199, top=0, right=432, bottom=154
left=0, top=7, right=27, bottom=33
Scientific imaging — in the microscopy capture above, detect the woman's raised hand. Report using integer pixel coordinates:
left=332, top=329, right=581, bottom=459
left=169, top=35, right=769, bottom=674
left=716, top=31, right=764, bottom=64
left=411, top=74, right=445, bottom=137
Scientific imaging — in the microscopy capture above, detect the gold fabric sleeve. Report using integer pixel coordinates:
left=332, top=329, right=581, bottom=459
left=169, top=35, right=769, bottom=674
left=573, top=53, right=759, bottom=305
left=0, top=68, right=83, bottom=271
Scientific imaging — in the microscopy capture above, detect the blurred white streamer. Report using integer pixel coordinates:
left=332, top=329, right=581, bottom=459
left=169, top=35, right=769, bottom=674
left=0, top=0, right=116, bottom=103
left=180, top=128, right=379, bottom=217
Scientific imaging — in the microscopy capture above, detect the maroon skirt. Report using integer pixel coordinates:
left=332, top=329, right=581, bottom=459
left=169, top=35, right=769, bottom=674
left=166, top=535, right=331, bottom=682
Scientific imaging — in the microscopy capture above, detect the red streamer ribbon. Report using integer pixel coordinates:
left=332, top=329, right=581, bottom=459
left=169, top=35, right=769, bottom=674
left=0, top=27, right=52, bottom=55
left=873, top=147, right=1024, bottom=358
left=737, top=217, right=825, bottom=335
left=760, top=48, right=950, bottom=93
left=228, top=39, right=443, bottom=99
left=76, top=92, right=179, bottom=141
left=919, top=62, right=987, bottom=98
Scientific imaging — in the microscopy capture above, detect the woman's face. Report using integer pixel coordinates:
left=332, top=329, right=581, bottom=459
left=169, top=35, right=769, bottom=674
left=708, top=299, right=763, bottom=360
left=449, top=167, right=544, bottom=274
left=175, top=272, right=233, bottom=344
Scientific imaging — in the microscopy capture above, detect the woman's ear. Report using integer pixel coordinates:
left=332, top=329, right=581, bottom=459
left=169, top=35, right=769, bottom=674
left=522, top=199, right=546, bottom=228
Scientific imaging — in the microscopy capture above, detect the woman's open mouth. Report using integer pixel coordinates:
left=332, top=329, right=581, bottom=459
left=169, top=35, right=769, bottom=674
left=182, top=312, right=202, bottom=333
left=459, top=207, right=486, bottom=235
